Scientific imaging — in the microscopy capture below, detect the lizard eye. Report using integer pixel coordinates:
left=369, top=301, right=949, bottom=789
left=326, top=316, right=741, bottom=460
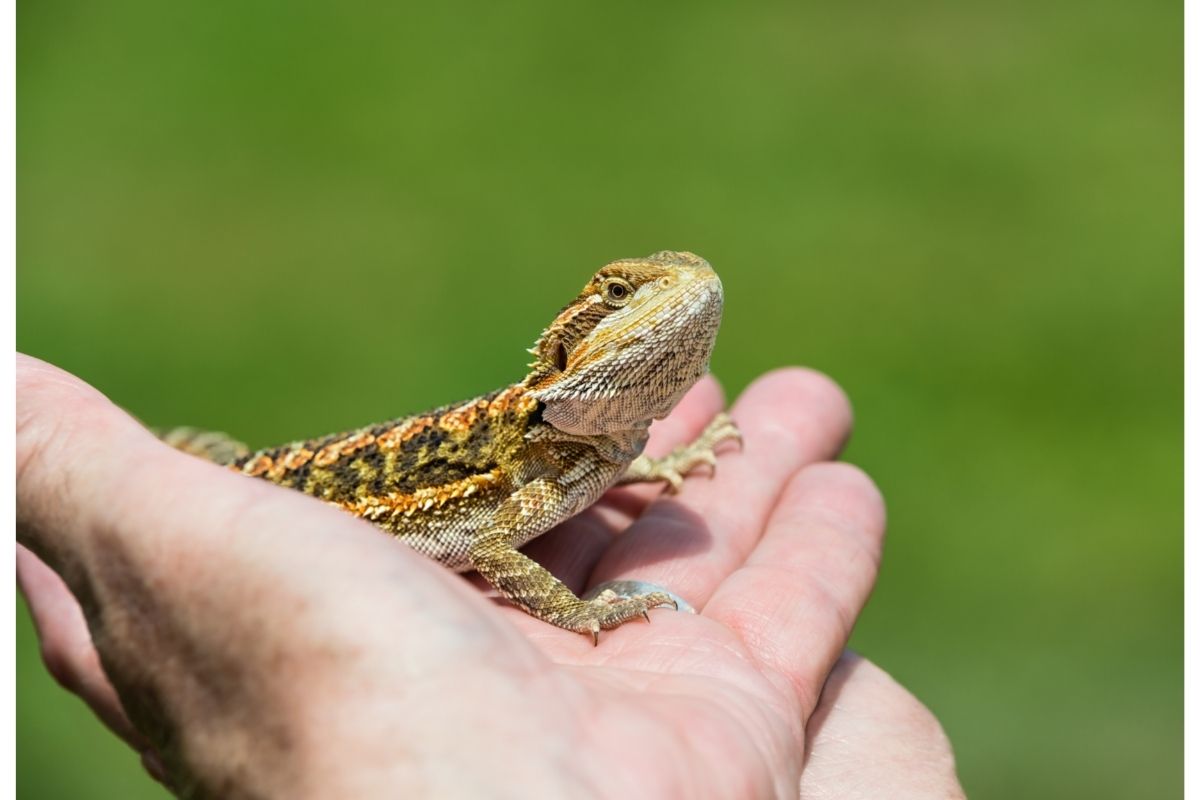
left=603, top=278, right=633, bottom=306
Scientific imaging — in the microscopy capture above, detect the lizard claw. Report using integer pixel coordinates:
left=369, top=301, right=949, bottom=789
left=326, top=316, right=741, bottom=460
left=584, top=580, right=693, bottom=613
left=662, top=470, right=686, bottom=494
left=566, top=581, right=686, bottom=643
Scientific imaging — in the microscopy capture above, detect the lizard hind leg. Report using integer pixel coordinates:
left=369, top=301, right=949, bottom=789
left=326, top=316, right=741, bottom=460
left=619, top=411, right=741, bottom=492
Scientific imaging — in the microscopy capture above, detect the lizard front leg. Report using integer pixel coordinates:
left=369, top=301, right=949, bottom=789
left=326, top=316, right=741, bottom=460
left=468, top=479, right=676, bottom=644
left=619, top=412, right=741, bottom=492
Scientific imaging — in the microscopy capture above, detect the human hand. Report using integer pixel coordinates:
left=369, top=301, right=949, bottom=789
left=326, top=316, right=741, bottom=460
left=17, top=355, right=963, bottom=797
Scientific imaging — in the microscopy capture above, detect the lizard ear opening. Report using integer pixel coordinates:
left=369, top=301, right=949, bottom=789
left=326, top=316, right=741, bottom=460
left=554, top=341, right=569, bottom=372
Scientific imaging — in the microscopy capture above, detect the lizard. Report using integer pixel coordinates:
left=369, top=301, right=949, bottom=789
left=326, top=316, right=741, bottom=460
left=163, top=250, right=739, bottom=643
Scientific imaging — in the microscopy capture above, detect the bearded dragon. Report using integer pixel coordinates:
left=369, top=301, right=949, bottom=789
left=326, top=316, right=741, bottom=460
left=164, top=251, right=738, bottom=642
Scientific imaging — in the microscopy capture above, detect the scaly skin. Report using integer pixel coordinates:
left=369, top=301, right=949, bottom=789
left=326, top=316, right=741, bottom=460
left=168, top=251, right=738, bottom=641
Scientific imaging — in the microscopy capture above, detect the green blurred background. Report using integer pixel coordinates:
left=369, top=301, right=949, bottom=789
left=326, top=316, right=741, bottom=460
left=17, top=0, right=1180, bottom=796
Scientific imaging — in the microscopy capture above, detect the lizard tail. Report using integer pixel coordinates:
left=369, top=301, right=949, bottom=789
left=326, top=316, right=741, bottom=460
left=156, top=427, right=250, bottom=465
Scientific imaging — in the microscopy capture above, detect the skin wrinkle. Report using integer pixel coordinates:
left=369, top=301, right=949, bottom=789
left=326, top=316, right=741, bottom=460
left=693, top=459, right=887, bottom=723
left=580, top=630, right=789, bottom=739
left=85, top=522, right=305, bottom=797
left=62, top=431, right=463, bottom=795
left=762, top=559, right=857, bottom=645
left=18, top=425, right=167, bottom=692
left=661, top=686, right=786, bottom=798
left=85, top=537, right=212, bottom=792
left=393, top=657, right=592, bottom=797
left=709, top=582, right=824, bottom=720
left=573, top=688, right=693, bottom=798
left=15, top=363, right=114, bottom=457
left=798, top=655, right=964, bottom=799
left=215, top=562, right=490, bottom=797
left=284, top=621, right=519, bottom=794
left=798, top=515, right=883, bottom=580
left=525, top=674, right=599, bottom=798
left=13, top=551, right=151, bottom=752
left=14, top=407, right=62, bottom=496
left=17, top=437, right=107, bottom=590
left=771, top=541, right=880, bottom=646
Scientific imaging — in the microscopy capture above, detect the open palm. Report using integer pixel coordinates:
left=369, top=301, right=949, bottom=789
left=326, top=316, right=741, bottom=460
left=18, top=358, right=958, bottom=798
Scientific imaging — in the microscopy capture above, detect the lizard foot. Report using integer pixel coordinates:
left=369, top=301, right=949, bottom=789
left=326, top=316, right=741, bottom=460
left=583, top=580, right=696, bottom=614
left=566, top=584, right=681, bottom=645
left=620, top=411, right=743, bottom=492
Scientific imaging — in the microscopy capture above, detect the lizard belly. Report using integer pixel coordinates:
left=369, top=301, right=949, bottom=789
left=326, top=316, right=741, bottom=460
left=384, top=494, right=506, bottom=572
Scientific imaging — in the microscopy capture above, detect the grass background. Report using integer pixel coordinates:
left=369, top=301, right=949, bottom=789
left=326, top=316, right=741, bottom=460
left=17, top=0, right=1180, bottom=797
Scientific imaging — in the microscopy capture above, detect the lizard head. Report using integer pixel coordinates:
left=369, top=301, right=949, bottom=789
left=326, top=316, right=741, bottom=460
left=525, top=251, right=724, bottom=436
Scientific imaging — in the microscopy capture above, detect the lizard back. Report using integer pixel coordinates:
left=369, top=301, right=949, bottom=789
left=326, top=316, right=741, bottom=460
left=226, top=385, right=546, bottom=567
